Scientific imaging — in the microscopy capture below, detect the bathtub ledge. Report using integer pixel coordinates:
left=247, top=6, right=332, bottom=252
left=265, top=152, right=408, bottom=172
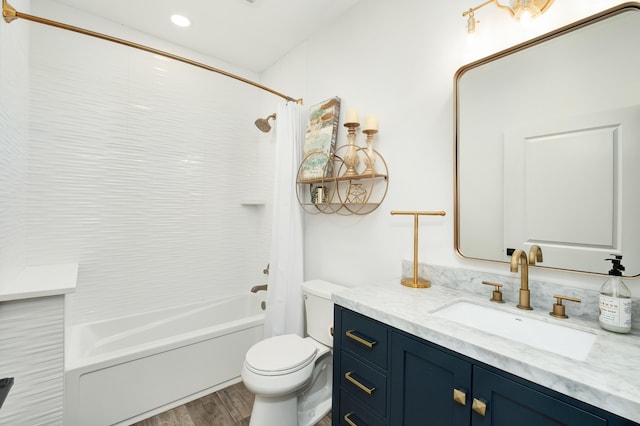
left=0, top=263, right=78, bottom=302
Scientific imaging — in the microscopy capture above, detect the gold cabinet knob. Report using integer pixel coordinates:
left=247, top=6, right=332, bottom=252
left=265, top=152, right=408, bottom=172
left=453, top=388, right=467, bottom=406
left=550, top=294, right=581, bottom=319
left=472, top=398, right=487, bottom=416
left=481, top=280, right=505, bottom=303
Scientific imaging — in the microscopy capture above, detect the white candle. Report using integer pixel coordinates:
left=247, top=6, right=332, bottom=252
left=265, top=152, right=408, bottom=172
left=364, top=114, right=378, bottom=131
left=346, top=109, right=359, bottom=124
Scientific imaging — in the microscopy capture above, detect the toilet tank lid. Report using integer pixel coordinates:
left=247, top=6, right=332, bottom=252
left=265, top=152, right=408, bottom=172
left=301, top=280, right=346, bottom=299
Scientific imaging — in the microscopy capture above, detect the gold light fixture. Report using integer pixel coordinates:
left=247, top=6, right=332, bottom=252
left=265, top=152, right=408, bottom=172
left=463, top=0, right=554, bottom=33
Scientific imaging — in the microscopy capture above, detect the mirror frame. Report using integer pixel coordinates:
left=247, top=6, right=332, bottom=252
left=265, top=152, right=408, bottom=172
left=453, top=2, right=640, bottom=276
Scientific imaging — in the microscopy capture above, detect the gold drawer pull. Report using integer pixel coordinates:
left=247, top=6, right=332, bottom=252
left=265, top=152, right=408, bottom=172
left=472, top=398, right=487, bottom=416
left=344, top=412, right=367, bottom=426
left=453, top=388, right=467, bottom=406
left=344, top=371, right=376, bottom=395
left=346, top=330, right=377, bottom=348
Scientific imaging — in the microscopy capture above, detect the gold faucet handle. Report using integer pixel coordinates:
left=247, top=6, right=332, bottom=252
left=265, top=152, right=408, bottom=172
left=481, top=281, right=505, bottom=303
left=550, top=294, right=581, bottom=319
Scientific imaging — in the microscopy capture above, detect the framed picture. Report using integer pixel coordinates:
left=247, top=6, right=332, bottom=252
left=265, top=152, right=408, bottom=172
left=300, top=96, right=341, bottom=181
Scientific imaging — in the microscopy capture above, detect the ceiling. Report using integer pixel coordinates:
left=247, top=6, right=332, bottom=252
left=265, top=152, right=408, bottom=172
left=51, top=0, right=361, bottom=73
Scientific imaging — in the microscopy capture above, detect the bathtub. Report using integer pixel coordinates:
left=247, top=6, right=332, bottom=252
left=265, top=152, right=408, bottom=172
left=64, top=294, right=265, bottom=426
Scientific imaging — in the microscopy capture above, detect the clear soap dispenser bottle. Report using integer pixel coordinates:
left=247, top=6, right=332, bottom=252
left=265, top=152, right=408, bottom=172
left=598, top=255, right=632, bottom=333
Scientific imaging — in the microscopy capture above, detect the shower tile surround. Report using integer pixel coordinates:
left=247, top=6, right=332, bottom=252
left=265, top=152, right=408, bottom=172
left=0, top=0, right=28, bottom=289
left=338, top=263, right=640, bottom=423
left=24, top=1, right=271, bottom=325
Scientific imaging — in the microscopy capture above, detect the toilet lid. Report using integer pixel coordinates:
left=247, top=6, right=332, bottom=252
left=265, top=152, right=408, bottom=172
left=245, top=335, right=317, bottom=376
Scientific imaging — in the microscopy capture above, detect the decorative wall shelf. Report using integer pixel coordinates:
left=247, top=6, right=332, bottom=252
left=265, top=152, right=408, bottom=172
left=296, top=146, right=388, bottom=215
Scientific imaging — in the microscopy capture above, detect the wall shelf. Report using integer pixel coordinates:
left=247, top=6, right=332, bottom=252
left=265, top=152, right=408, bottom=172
left=296, top=146, right=388, bottom=215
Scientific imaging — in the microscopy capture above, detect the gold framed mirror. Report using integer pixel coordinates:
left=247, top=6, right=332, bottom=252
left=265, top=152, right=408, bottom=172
left=455, top=3, right=640, bottom=276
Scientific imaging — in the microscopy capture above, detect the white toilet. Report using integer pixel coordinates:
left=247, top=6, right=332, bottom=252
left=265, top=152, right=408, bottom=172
left=241, top=279, right=345, bottom=426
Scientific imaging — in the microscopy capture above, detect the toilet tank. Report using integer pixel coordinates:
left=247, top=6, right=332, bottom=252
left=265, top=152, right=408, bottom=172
left=301, top=280, right=346, bottom=347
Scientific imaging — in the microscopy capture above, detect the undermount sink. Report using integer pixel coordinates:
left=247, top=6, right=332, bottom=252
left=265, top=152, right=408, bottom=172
left=431, top=301, right=596, bottom=361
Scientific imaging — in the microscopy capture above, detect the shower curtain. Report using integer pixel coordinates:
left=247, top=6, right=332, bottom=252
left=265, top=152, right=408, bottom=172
left=264, top=101, right=307, bottom=338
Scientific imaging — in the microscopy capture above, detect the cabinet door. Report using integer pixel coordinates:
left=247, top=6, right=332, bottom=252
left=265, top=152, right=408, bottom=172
left=471, top=366, right=607, bottom=426
left=390, top=332, right=472, bottom=426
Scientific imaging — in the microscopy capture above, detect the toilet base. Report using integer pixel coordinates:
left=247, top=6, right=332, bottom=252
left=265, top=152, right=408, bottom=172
left=249, top=394, right=298, bottom=426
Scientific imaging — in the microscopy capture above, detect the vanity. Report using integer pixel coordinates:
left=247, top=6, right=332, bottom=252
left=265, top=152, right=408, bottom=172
left=330, top=4, right=640, bottom=424
left=331, top=282, right=640, bottom=425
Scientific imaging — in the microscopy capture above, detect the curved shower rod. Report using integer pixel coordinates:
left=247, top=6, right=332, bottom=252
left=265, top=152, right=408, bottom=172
left=2, top=0, right=301, bottom=104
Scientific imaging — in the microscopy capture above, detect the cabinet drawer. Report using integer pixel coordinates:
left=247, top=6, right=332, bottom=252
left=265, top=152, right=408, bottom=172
left=341, top=351, right=387, bottom=418
left=341, top=309, right=388, bottom=369
left=339, top=391, right=386, bottom=426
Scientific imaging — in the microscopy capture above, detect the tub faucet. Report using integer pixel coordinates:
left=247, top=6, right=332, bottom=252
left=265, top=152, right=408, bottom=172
left=510, top=249, right=533, bottom=310
left=251, top=284, right=268, bottom=293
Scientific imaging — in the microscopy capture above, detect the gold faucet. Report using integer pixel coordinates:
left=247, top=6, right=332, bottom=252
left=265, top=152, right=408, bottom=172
left=510, top=245, right=543, bottom=310
left=529, top=244, right=543, bottom=265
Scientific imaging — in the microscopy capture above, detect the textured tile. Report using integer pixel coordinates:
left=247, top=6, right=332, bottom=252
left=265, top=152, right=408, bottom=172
left=0, top=297, right=65, bottom=425
left=27, top=17, right=270, bottom=325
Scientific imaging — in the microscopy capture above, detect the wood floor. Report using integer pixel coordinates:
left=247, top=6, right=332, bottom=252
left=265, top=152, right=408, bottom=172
left=131, top=381, right=332, bottom=426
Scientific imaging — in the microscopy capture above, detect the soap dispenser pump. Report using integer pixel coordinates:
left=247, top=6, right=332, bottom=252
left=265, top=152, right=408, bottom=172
left=598, top=255, right=632, bottom=333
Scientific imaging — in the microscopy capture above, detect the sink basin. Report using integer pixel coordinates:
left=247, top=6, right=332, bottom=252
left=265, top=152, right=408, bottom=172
left=431, top=301, right=596, bottom=361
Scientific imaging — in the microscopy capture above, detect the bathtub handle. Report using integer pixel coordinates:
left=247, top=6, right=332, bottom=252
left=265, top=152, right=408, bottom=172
left=251, top=284, right=268, bottom=293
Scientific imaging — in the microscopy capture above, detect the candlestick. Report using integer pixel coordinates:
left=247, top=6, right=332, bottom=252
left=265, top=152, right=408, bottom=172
left=343, top=122, right=360, bottom=177
left=362, top=129, right=378, bottom=175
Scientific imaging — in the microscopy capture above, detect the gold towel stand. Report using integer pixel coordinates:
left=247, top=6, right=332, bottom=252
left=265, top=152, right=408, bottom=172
left=391, top=210, right=446, bottom=288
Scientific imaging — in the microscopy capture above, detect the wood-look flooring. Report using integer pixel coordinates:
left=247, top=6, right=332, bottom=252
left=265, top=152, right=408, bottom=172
left=132, top=381, right=332, bottom=426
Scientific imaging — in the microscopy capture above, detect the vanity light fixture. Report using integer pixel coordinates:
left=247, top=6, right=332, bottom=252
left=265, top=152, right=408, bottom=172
left=170, top=14, right=191, bottom=27
left=463, top=0, right=553, bottom=33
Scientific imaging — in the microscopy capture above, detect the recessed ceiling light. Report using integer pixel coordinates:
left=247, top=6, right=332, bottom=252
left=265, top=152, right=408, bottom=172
left=170, top=14, right=191, bottom=27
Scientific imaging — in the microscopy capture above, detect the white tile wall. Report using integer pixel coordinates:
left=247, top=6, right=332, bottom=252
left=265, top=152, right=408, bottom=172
left=0, top=296, right=65, bottom=424
left=26, top=3, right=271, bottom=324
left=0, top=0, right=29, bottom=288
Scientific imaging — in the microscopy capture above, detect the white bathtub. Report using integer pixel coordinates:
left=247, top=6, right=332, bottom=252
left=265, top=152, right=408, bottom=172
left=64, top=294, right=265, bottom=426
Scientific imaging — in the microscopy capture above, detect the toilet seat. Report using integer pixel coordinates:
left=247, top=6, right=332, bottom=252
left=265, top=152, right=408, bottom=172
left=245, top=334, right=317, bottom=376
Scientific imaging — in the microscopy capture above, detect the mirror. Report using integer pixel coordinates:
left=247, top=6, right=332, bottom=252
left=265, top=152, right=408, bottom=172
left=455, top=4, right=640, bottom=276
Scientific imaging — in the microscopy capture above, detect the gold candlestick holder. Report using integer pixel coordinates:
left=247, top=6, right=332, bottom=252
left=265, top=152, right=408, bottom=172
left=343, top=122, right=360, bottom=177
left=362, top=129, right=378, bottom=175
left=391, top=210, right=447, bottom=288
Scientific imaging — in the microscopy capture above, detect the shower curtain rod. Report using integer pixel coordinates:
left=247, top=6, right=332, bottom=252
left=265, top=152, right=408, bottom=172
left=2, top=0, right=301, bottom=104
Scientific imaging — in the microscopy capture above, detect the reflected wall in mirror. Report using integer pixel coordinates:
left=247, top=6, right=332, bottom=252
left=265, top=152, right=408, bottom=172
left=455, top=4, right=640, bottom=276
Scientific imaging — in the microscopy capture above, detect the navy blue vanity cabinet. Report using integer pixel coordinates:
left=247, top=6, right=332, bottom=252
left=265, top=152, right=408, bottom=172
left=470, top=365, right=607, bottom=426
left=333, top=306, right=638, bottom=426
left=390, top=332, right=472, bottom=425
left=333, top=306, right=390, bottom=425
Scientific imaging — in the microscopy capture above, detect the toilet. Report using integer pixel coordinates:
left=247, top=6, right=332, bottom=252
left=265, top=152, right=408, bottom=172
left=241, top=279, right=345, bottom=426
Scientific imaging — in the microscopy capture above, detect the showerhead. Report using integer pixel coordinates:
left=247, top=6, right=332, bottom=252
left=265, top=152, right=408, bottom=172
left=255, top=113, right=276, bottom=133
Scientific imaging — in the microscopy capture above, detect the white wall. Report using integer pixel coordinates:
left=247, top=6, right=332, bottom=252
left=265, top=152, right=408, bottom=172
left=25, top=0, right=274, bottom=324
left=262, top=0, right=636, bottom=294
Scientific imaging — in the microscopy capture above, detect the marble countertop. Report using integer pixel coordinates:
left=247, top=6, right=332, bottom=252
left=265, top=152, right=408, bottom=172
left=332, top=280, right=640, bottom=423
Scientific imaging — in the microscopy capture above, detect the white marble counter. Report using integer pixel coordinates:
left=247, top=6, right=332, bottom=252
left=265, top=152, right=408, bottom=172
left=332, top=280, right=640, bottom=423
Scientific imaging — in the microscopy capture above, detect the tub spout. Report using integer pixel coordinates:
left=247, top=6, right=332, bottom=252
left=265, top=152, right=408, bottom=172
left=251, top=284, right=268, bottom=293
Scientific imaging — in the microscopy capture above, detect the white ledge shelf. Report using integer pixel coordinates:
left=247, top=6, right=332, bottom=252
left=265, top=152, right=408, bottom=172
left=240, top=200, right=266, bottom=206
left=0, top=264, right=78, bottom=302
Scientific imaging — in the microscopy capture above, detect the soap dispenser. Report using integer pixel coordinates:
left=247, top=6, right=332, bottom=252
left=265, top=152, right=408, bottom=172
left=598, top=255, right=632, bottom=333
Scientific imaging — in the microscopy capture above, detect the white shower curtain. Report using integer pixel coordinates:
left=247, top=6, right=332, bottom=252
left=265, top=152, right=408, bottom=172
left=264, top=101, right=307, bottom=338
